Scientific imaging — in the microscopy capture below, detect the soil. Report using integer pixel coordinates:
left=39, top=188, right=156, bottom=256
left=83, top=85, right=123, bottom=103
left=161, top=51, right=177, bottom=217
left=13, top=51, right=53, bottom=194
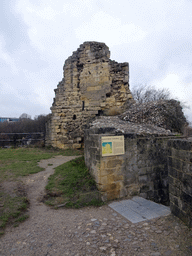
left=0, top=155, right=191, bottom=256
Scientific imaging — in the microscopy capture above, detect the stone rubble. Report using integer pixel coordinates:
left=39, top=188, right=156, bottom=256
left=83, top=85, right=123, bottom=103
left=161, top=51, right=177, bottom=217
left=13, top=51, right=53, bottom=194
left=121, top=100, right=187, bottom=133
left=89, top=116, right=173, bottom=136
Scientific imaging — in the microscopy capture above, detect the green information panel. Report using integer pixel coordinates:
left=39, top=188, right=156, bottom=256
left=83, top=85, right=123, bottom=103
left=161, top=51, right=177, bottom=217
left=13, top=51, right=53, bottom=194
left=102, top=136, right=124, bottom=156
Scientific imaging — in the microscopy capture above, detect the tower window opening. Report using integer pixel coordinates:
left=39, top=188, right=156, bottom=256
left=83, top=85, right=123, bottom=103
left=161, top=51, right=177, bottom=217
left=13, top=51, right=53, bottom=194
left=82, top=101, right=85, bottom=111
left=96, top=110, right=103, bottom=116
left=73, top=115, right=76, bottom=120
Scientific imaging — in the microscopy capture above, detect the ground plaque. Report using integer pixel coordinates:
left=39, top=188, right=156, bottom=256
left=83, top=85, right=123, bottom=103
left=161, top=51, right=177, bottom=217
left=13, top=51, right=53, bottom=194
left=102, top=136, right=124, bottom=156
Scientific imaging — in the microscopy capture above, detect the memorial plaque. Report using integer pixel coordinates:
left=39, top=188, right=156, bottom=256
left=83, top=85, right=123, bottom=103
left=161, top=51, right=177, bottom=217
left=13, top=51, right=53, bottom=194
left=102, top=136, right=124, bottom=156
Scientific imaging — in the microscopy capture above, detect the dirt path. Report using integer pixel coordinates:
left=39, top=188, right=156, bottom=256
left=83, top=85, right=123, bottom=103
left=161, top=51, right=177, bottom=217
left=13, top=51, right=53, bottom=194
left=0, top=156, right=191, bottom=256
left=23, top=155, right=79, bottom=213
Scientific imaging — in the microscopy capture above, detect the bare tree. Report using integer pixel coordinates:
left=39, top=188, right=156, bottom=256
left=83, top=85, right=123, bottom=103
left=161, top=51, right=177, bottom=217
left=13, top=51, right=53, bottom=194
left=0, top=114, right=50, bottom=133
left=19, top=113, right=31, bottom=119
left=131, top=85, right=170, bottom=104
left=131, top=84, right=190, bottom=113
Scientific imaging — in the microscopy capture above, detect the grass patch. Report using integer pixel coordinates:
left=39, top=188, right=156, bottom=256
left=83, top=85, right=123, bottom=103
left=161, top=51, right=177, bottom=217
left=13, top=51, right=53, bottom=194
left=0, top=231, right=4, bottom=236
left=44, top=157, right=104, bottom=208
left=0, top=147, right=82, bottom=235
left=0, top=147, right=82, bottom=182
left=0, top=190, right=29, bottom=234
left=15, top=214, right=29, bottom=222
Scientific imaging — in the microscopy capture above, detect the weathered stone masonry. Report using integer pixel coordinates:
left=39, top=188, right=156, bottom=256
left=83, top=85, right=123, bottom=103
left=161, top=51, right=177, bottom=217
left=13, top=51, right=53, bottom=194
left=46, top=42, right=133, bottom=149
left=84, top=123, right=192, bottom=227
left=168, top=139, right=192, bottom=227
left=45, top=41, right=192, bottom=227
left=84, top=125, right=173, bottom=205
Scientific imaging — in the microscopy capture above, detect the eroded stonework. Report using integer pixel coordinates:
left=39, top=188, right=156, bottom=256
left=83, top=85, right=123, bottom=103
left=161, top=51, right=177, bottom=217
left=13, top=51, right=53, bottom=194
left=46, top=42, right=133, bottom=149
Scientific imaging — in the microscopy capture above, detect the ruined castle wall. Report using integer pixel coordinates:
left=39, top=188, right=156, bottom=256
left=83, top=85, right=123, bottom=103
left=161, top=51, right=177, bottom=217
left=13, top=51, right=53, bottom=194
left=84, top=122, right=192, bottom=226
left=84, top=126, right=174, bottom=204
left=46, top=42, right=133, bottom=149
left=168, top=139, right=192, bottom=227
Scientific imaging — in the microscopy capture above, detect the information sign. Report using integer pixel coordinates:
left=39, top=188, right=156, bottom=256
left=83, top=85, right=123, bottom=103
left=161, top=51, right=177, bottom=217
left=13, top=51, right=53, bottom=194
left=102, top=136, right=124, bottom=156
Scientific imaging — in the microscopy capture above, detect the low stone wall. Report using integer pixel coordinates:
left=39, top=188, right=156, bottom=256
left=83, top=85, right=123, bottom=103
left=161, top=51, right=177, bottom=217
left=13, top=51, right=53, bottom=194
left=168, top=139, right=192, bottom=227
left=84, top=126, right=192, bottom=226
left=124, top=134, right=171, bottom=205
left=84, top=127, right=174, bottom=205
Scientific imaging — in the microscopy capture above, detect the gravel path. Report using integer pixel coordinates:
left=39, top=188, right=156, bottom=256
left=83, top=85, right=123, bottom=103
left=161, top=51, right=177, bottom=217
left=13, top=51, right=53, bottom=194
left=0, top=155, right=191, bottom=256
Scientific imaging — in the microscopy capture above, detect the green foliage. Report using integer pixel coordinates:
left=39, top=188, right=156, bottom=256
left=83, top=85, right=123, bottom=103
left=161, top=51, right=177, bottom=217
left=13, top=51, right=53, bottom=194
left=15, top=214, right=29, bottom=222
left=45, top=157, right=104, bottom=208
left=46, top=157, right=95, bottom=195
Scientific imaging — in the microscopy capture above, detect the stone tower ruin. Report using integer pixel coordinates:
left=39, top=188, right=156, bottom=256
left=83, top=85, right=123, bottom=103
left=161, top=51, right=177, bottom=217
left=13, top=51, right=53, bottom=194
left=46, top=41, right=133, bottom=149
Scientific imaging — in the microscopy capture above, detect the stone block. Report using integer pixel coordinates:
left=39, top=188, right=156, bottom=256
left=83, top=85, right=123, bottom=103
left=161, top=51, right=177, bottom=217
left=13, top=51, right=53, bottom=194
left=87, top=85, right=102, bottom=91
left=146, top=190, right=155, bottom=200
left=139, top=192, right=147, bottom=199
left=72, top=143, right=81, bottom=149
left=169, top=193, right=179, bottom=207
left=162, top=177, right=169, bottom=188
left=107, top=174, right=124, bottom=183
left=53, top=116, right=60, bottom=120
left=138, top=167, right=151, bottom=175
left=169, top=184, right=181, bottom=197
left=140, top=185, right=150, bottom=193
left=170, top=203, right=192, bottom=228
left=138, top=175, right=148, bottom=184
left=126, top=184, right=140, bottom=197
left=182, top=161, right=191, bottom=173
left=174, top=178, right=182, bottom=189
left=128, top=93, right=133, bottom=99
left=99, top=160, right=106, bottom=170
left=181, top=191, right=192, bottom=205
left=100, top=102, right=106, bottom=107
left=124, top=172, right=137, bottom=185
left=99, top=176, right=108, bottom=185
left=106, top=159, right=123, bottom=168
left=100, top=167, right=116, bottom=177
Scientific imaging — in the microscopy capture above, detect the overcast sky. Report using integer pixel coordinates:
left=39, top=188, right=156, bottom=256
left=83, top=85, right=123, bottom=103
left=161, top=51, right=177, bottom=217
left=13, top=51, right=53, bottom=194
left=1, top=0, right=192, bottom=123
